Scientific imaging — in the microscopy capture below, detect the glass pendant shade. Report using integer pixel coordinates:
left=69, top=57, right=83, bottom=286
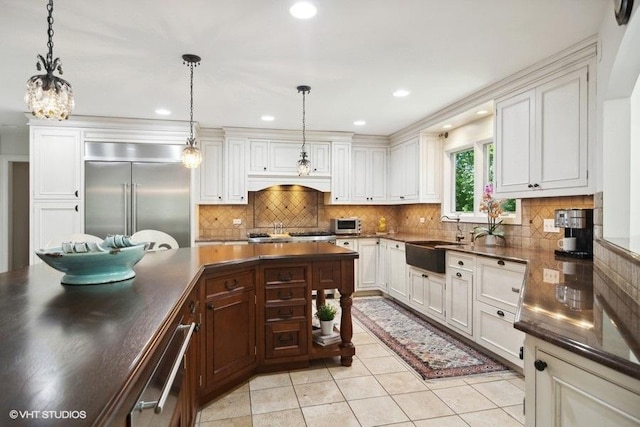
left=297, top=151, right=311, bottom=176
left=182, top=142, right=202, bottom=169
left=25, top=74, right=74, bottom=120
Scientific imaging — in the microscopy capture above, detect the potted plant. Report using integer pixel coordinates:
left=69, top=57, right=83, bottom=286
left=474, top=184, right=505, bottom=246
left=316, top=303, right=337, bottom=336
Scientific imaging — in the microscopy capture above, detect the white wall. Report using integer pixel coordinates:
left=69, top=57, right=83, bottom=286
left=443, top=115, right=493, bottom=151
left=0, top=127, right=29, bottom=155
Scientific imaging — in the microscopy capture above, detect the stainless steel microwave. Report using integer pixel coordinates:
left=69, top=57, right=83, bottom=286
left=329, top=218, right=362, bottom=235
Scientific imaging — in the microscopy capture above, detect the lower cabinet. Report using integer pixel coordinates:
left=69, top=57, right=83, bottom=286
left=357, top=238, right=379, bottom=291
left=388, top=241, right=407, bottom=301
left=31, top=201, right=83, bottom=263
left=407, top=266, right=445, bottom=322
left=201, top=268, right=257, bottom=397
left=474, top=301, right=524, bottom=367
left=445, top=252, right=474, bottom=337
left=523, top=335, right=640, bottom=427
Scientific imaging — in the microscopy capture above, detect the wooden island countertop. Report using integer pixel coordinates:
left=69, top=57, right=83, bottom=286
left=0, top=242, right=357, bottom=426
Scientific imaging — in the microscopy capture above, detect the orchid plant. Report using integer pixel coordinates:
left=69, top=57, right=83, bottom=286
left=474, top=184, right=505, bottom=239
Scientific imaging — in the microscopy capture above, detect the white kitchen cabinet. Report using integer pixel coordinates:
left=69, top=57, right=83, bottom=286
left=418, top=134, right=442, bottom=203
left=197, top=139, right=224, bottom=203
left=445, top=252, right=474, bottom=337
left=357, top=238, right=378, bottom=291
left=388, top=139, right=419, bottom=203
left=408, top=266, right=427, bottom=312
left=329, top=142, right=351, bottom=203
left=474, top=256, right=526, bottom=368
left=225, top=138, right=248, bottom=204
left=248, top=140, right=330, bottom=176
left=352, top=146, right=387, bottom=203
left=495, top=65, right=591, bottom=198
left=387, top=241, right=407, bottom=302
left=408, top=266, right=447, bottom=320
left=377, top=239, right=389, bottom=293
left=31, top=127, right=82, bottom=200
left=523, top=335, right=640, bottom=427
left=248, top=140, right=269, bottom=173
left=31, top=201, right=83, bottom=263
left=309, top=143, right=331, bottom=175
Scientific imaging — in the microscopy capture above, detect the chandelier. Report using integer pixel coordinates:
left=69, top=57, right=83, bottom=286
left=181, top=54, right=202, bottom=169
left=25, top=0, right=74, bottom=120
left=296, top=85, right=312, bottom=176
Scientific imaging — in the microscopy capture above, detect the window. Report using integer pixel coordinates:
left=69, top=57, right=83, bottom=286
left=444, top=138, right=519, bottom=224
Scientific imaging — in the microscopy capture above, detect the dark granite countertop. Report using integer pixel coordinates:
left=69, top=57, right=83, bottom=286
left=0, top=243, right=356, bottom=426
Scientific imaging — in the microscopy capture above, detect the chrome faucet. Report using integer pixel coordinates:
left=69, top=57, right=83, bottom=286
left=441, top=215, right=464, bottom=242
left=273, top=222, right=284, bottom=234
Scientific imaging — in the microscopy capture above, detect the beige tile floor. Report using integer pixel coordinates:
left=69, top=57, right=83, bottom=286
left=197, top=316, right=525, bottom=427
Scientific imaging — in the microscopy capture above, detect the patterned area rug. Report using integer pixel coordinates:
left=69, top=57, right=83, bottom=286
left=351, top=297, right=508, bottom=379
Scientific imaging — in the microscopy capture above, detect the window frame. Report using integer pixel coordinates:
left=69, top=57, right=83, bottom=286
left=442, top=137, right=521, bottom=225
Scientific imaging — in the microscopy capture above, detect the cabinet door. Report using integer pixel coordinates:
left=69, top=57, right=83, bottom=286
left=419, top=135, right=441, bottom=203
left=249, top=140, right=269, bottom=173
left=204, top=288, right=256, bottom=387
left=402, top=140, right=419, bottom=201
left=358, top=239, right=378, bottom=291
left=388, top=144, right=403, bottom=201
left=198, top=139, right=224, bottom=203
left=31, top=201, right=83, bottom=263
left=330, top=142, right=351, bottom=203
left=474, top=301, right=523, bottom=368
left=408, top=267, right=426, bottom=312
left=475, top=257, right=525, bottom=312
left=377, top=239, right=389, bottom=293
left=31, top=127, right=82, bottom=200
left=269, top=142, right=301, bottom=174
left=370, top=148, right=387, bottom=201
left=532, top=344, right=640, bottom=427
left=351, top=147, right=369, bottom=202
left=495, top=89, right=535, bottom=194
left=446, top=267, right=473, bottom=336
left=425, top=274, right=446, bottom=322
left=387, top=242, right=407, bottom=301
left=309, top=142, right=331, bottom=175
left=225, top=138, right=247, bottom=203
left=536, top=67, right=588, bottom=191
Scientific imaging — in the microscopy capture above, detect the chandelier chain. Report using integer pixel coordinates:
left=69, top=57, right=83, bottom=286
left=302, top=89, right=306, bottom=150
left=188, top=61, right=195, bottom=142
left=46, top=0, right=54, bottom=66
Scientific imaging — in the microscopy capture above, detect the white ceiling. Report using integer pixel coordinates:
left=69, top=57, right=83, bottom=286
left=0, top=0, right=607, bottom=136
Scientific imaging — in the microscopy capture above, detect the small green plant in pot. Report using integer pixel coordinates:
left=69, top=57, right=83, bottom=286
left=316, top=304, right=337, bottom=336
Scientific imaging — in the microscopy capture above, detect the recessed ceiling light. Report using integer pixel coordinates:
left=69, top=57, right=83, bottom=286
left=290, top=2, right=317, bottom=19
left=353, top=120, right=366, bottom=126
left=261, top=115, right=275, bottom=122
left=393, top=89, right=410, bottom=98
left=476, top=110, right=488, bottom=115
left=442, top=124, right=453, bottom=129
left=155, top=108, right=171, bottom=116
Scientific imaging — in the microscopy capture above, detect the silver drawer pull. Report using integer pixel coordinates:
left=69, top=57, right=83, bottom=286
left=155, top=322, right=196, bottom=414
left=512, top=287, right=520, bottom=293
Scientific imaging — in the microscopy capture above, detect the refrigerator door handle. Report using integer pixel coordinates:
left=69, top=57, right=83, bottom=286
left=123, top=183, right=129, bottom=235
left=132, top=183, right=138, bottom=235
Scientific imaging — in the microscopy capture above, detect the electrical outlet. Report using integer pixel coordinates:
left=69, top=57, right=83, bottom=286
left=419, top=217, right=425, bottom=223
left=543, top=219, right=560, bottom=233
left=543, top=268, right=560, bottom=284
left=232, top=218, right=242, bottom=225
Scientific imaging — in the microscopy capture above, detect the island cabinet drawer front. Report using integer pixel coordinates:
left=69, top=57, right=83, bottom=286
left=447, top=253, right=475, bottom=272
left=313, top=260, right=343, bottom=289
left=264, top=266, right=307, bottom=285
left=265, top=320, right=308, bottom=359
left=265, top=284, right=307, bottom=303
left=265, top=303, right=307, bottom=322
left=476, top=258, right=525, bottom=310
left=205, top=271, right=255, bottom=297
left=475, top=300, right=523, bottom=368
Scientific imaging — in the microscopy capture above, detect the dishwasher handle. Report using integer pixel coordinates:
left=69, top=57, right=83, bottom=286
left=155, top=322, right=196, bottom=414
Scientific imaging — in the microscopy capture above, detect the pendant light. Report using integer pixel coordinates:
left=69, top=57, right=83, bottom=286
left=181, top=54, right=202, bottom=169
left=25, top=0, right=74, bottom=120
left=296, top=85, right=312, bottom=176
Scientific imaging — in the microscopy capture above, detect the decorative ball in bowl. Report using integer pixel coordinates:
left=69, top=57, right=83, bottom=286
left=35, top=244, right=146, bottom=285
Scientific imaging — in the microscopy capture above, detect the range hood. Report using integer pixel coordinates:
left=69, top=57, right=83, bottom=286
left=247, top=175, right=331, bottom=192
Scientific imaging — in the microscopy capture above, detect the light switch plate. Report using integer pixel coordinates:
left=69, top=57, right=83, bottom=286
left=232, top=218, right=242, bottom=225
left=543, top=268, right=560, bottom=284
left=419, top=217, right=425, bottom=223
left=543, top=219, right=560, bottom=233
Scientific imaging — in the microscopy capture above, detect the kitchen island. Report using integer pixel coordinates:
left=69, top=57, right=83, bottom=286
left=0, top=242, right=357, bottom=426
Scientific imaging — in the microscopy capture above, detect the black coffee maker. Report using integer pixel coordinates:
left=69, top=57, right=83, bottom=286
left=554, top=208, right=593, bottom=259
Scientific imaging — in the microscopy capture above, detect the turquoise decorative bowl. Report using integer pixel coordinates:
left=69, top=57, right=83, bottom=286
left=35, top=244, right=146, bottom=285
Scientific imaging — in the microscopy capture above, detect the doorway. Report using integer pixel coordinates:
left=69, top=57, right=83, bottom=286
left=1, top=156, right=29, bottom=272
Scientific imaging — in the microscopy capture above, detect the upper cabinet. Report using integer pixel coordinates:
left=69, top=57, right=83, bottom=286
left=352, top=146, right=387, bottom=203
left=495, top=65, right=593, bottom=198
left=31, top=127, right=83, bottom=200
left=197, top=138, right=224, bottom=203
left=226, top=138, right=248, bottom=203
left=196, top=136, right=247, bottom=204
left=249, top=140, right=330, bottom=176
left=389, top=138, right=419, bottom=202
left=329, top=142, right=351, bottom=203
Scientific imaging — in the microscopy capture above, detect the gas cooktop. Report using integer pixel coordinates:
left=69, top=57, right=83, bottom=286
left=247, top=231, right=336, bottom=243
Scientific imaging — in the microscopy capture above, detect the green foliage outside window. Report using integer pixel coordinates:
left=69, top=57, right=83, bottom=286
left=454, top=149, right=474, bottom=212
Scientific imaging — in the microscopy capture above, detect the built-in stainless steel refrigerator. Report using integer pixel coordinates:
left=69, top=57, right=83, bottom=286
left=84, top=142, right=190, bottom=247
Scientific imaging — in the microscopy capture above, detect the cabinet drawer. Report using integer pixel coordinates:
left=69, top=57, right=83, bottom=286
left=474, top=301, right=523, bottom=368
left=447, top=252, right=475, bottom=271
left=205, top=270, right=255, bottom=297
left=264, top=266, right=307, bottom=285
left=476, top=257, right=525, bottom=311
left=265, top=285, right=307, bottom=302
left=265, top=303, right=307, bottom=322
left=265, top=320, right=308, bottom=359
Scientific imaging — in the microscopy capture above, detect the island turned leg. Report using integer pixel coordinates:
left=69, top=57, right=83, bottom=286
left=316, top=288, right=326, bottom=311
left=339, top=292, right=355, bottom=366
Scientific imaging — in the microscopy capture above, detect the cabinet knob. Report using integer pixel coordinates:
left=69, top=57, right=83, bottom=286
left=263, top=167, right=267, bottom=171
left=527, top=184, right=533, bottom=188
left=533, top=183, right=540, bottom=188
left=519, top=346, right=524, bottom=360
left=497, top=260, right=505, bottom=266
left=207, top=303, right=215, bottom=310
left=395, top=244, right=399, bottom=248
left=422, top=274, right=428, bottom=278
left=218, top=196, right=222, bottom=200
left=456, top=272, right=462, bottom=278
left=512, top=287, right=520, bottom=293
left=534, top=359, right=548, bottom=371
left=497, top=310, right=505, bottom=317
left=343, top=242, right=349, bottom=246
left=240, top=196, right=244, bottom=200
